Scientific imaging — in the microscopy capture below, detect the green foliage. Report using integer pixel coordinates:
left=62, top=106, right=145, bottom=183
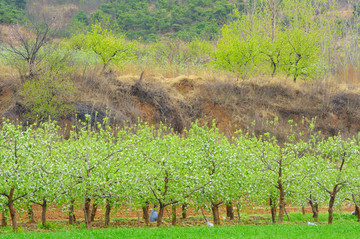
left=21, top=73, right=75, bottom=121
left=67, top=11, right=89, bottom=33
left=212, top=14, right=262, bottom=79
left=260, top=29, right=287, bottom=77
left=140, top=38, right=213, bottom=69
left=91, top=0, right=240, bottom=41
left=280, top=28, right=322, bottom=82
left=0, top=0, right=26, bottom=24
left=69, top=23, right=136, bottom=71
left=73, top=11, right=88, bottom=25
left=20, top=47, right=76, bottom=121
left=37, top=222, right=56, bottom=230
left=1, top=117, right=360, bottom=230
left=354, top=3, right=360, bottom=17
left=213, top=26, right=259, bottom=79
left=213, top=3, right=325, bottom=81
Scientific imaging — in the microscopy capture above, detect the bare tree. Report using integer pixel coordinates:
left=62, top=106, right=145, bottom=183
left=266, top=0, right=281, bottom=41
left=0, top=18, right=56, bottom=82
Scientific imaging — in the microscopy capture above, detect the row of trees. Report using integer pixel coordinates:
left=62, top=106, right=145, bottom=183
left=214, top=9, right=325, bottom=81
left=213, top=0, right=349, bottom=81
left=1, top=118, right=360, bottom=231
left=2, top=0, right=360, bottom=83
left=66, top=0, right=360, bottom=81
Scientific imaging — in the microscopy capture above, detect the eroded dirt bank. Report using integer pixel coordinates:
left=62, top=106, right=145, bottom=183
left=1, top=73, right=360, bottom=139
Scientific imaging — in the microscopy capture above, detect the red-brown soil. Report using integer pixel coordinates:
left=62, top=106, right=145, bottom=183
left=13, top=203, right=354, bottom=228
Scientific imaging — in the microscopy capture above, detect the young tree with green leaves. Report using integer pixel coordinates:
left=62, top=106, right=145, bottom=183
left=213, top=14, right=261, bottom=79
left=130, top=123, right=208, bottom=227
left=317, top=135, right=356, bottom=224
left=188, top=122, right=246, bottom=225
left=260, top=29, right=286, bottom=77
left=70, top=24, right=136, bottom=72
left=27, top=121, right=64, bottom=228
left=281, top=28, right=322, bottom=83
left=0, top=121, right=37, bottom=231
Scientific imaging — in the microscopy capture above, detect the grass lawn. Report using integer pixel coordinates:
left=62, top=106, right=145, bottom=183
left=1, top=212, right=359, bottom=239
left=1, top=224, right=360, bottom=239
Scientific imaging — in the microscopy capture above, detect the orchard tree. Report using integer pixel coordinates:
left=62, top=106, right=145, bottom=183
left=130, top=123, right=208, bottom=227
left=84, top=121, right=130, bottom=227
left=118, top=123, right=159, bottom=226
left=188, top=122, right=246, bottom=225
left=348, top=133, right=360, bottom=222
left=233, top=131, right=279, bottom=223
left=242, top=120, right=316, bottom=224
left=317, top=135, right=357, bottom=224
left=295, top=125, right=326, bottom=223
left=60, top=116, right=125, bottom=228
left=27, top=121, right=64, bottom=228
left=0, top=121, right=37, bottom=231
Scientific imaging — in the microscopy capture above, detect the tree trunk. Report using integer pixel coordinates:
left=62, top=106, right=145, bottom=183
left=351, top=194, right=360, bottom=222
left=84, top=198, right=91, bottom=222
left=277, top=161, right=286, bottom=224
left=27, top=204, right=35, bottom=223
left=69, top=200, right=76, bottom=225
left=157, top=204, right=165, bottom=227
left=172, top=205, right=177, bottom=225
left=1, top=210, right=8, bottom=227
left=309, top=200, right=319, bottom=222
left=104, top=199, right=111, bottom=228
left=301, top=206, right=305, bottom=215
left=182, top=204, right=187, bottom=219
left=270, top=197, right=277, bottom=224
left=211, top=203, right=220, bottom=225
left=328, top=194, right=336, bottom=224
left=90, top=203, right=98, bottom=222
left=41, top=199, right=47, bottom=227
left=142, top=205, right=150, bottom=226
left=8, top=198, right=17, bottom=232
left=84, top=198, right=91, bottom=228
left=226, top=202, right=234, bottom=220
left=236, top=201, right=241, bottom=222
left=355, top=205, right=360, bottom=222
left=278, top=200, right=286, bottom=223
left=271, top=62, right=277, bottom=77
left=278, top=183, right=286, bottom=224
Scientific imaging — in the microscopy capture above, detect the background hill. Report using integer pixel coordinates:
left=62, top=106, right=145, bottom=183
left=2, top=0, right=244, bottom=41
left=0, top=0, right=360, bottom=141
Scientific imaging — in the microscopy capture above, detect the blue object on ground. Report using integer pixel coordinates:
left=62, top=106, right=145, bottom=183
left=207, top=222, right=214, bottom=227
left=150, top=208, right=158, bottom=222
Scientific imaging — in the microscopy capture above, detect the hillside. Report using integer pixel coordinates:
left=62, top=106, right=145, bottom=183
left=3, top=0, right=241, bottom=40
left=0, top=0, right=360, bottom=139
left=1, top=69, right=360, bottom=140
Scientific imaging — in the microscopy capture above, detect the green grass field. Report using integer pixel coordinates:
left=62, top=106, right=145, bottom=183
left=1, top=224, right=360, bottom=239
left=1, top=212, right=359, bottom=239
